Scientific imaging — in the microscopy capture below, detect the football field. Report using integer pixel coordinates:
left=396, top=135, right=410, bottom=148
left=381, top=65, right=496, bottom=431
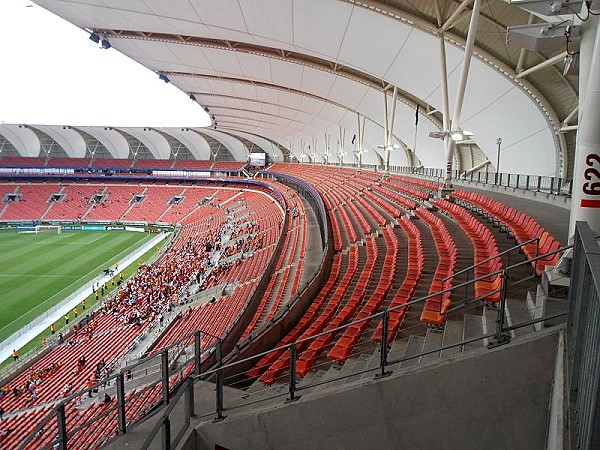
left=0, top=230, right=155, bottom=342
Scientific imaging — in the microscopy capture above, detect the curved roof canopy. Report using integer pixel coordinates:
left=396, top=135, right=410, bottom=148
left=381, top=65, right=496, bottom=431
left=31, top=0, right=580, bottom=177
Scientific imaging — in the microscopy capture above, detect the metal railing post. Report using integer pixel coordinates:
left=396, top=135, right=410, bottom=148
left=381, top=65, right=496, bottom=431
left=186, top=380, right=196, bottom=418
left=194, top=331, right=201, bottom=377
left=161, top=350, right=169, bottom=405
left=488, top=270, right=511, bottom=348
left=116, top=371, right=126, bottom=434
left=215, top=339, right=226, bottom=421
left=162, top=417, right=171, bottom=450
left=57, top=403, right=68, bottom=450
left=537, top=176, right=542, bottom=192
left=287, top=344, right=300, bottom=402
left=377, top=310, right=392, bottom=378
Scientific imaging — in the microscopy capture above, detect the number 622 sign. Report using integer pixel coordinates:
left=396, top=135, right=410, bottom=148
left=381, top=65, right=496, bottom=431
left=581, top=153, right=600, bottom=208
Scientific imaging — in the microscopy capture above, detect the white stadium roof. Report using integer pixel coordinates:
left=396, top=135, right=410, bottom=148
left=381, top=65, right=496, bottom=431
left=3, top=0, right=581, bottom=176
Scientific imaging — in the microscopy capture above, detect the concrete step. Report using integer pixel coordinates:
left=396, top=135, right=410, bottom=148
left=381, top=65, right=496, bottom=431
left=419, top=328, right=443, bottom=364
left=309, top=364, right=348, bottom=396
left=399, top=335, right=425, bottom=369
left=462, top=314, right=484, bottom=351
left=482, top=305, right=499, bottom=347
left=342, top=353, right=373, bottom=384
left=387, top=337, right=410, bottom=365
left=360, top=347, right=385, bottom=381
left=440, top=319, right=463, bottom=357
left=530, top=284, right=568, bottom=331
left=505, top=298, right=534, bottom=337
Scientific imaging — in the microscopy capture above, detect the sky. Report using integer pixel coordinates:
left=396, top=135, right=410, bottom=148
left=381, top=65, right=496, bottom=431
left=0, top=0, right=211, bottom=128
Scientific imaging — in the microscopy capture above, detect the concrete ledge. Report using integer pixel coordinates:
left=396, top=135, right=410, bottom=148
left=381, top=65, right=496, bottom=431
left=193, top=326, right=562, bottom=450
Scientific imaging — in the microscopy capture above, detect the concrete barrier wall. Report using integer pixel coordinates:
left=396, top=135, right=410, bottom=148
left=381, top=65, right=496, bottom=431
left=194, top=327, right=560, bottom=450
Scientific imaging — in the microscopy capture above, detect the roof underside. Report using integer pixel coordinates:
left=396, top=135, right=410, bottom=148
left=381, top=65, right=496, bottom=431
left=28, top=0, right=579, bottom=177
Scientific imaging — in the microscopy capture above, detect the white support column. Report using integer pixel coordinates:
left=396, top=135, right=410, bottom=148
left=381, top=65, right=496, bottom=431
left=338, top=126, right=346, bottom=167
left=356, top=113, right=363, bottom=168
left=324, top=132, right=330, bottom=165
left=439, top=36, right=450, bottom=131
left=570, top=15, right=600, bottom=237
left=443, top=0, right=481, bottom=188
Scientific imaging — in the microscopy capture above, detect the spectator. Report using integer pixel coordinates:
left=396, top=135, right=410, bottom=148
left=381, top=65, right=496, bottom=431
left=12, top=349, right=18, bottom=361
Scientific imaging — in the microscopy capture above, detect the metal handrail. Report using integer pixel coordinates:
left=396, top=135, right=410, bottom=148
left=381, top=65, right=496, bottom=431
left=443, top=235, right=542, bottom=282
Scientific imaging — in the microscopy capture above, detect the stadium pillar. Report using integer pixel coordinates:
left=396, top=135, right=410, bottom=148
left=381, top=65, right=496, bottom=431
left=443, top=0, right=481, bottom=189
left=570, top=15, right=600, bottom=238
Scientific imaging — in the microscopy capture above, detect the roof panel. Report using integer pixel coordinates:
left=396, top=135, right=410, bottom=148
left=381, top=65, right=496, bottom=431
left=236, top=52, right=273, bottom=82
left=292, top=0, right=352, bottom=58
left=337, top=6, right=411, bottom=77
left=240, top=0, right=293, bottom=44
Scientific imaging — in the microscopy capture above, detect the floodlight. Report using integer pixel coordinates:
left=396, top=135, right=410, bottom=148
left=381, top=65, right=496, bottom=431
left=189, top=94, right=196, bottom=101
left=204, top=107, right=210, bottom=113
left=101, top=39, right=111, bottom=49
left=158, top=73, right=170, bottom=83
left=89, top=32, right=100, bottom=44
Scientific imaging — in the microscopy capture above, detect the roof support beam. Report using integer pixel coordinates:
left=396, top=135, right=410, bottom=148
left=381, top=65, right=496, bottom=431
left=441, top=0, right=474, bottom=33
left=562, top=106, right=579, bottom=126
left=464, top=159, right=491, bottom=174
left=515, top=51, right=567, bottom=79
left=559, top=125, right=578, bottom=132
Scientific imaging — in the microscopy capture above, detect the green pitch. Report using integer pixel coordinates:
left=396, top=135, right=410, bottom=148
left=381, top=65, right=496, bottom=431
left=0, top=230, right=154, bottom=342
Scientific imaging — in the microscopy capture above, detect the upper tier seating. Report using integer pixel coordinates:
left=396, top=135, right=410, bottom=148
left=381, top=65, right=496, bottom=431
left=212, top=161, right=245, bottom=171
left=132, top=159, right=174, bottom=169
left=90, top=158, right=133, bottom=168
left=47, top=157, right=91, bottom=168
left=172, top=160, right=213, bottom=170
left=0, top=156, right=46, bottom=167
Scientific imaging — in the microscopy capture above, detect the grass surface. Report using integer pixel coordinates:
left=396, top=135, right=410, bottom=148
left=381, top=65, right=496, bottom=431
left=0, top=230, right=155, bottom=342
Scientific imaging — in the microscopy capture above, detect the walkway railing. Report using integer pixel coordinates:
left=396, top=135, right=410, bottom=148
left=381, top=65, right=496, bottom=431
left=324, top=163, right=572, bottom=197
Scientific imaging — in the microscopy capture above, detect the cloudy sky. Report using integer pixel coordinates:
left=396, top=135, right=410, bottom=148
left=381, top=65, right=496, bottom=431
left=0, top=0, right=211, bottom=127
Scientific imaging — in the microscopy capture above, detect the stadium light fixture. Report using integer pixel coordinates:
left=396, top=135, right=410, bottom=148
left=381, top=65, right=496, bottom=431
left=429, top=129, right=474, bottom=142
left=158, top=73, right=170, bottom=83
left=189, top=94, right=196, bottom=101
left=89, top=32, right=100, bottom=44
left=101, top=39, right=111, bottom=49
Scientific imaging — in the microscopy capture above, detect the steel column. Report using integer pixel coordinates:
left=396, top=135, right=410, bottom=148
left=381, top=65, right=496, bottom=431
left=570, top=15, right=600, bottom=238
left=444, top=0, right=481, bottom=187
